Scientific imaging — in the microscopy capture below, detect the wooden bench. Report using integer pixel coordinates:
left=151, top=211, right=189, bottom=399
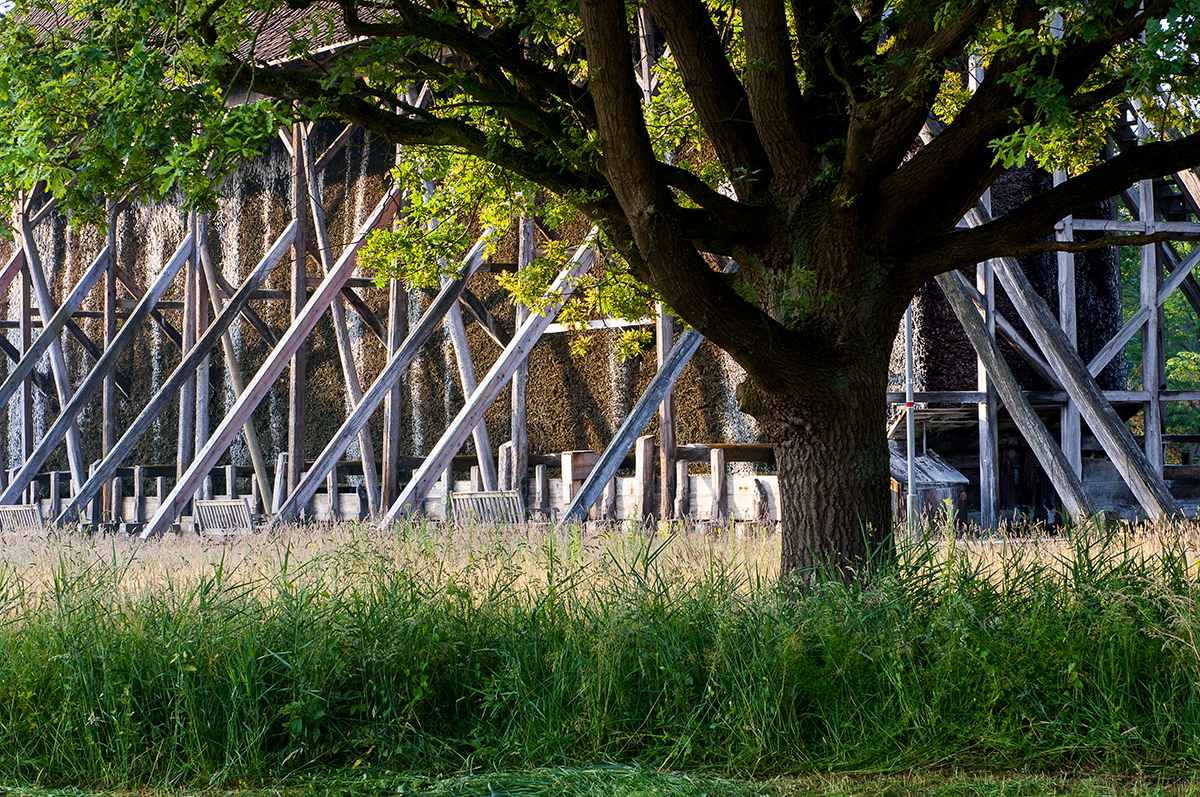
left=0, top=504, right=45, bottom=534
left=194, top=498, right=260, bottom=535
left=447, top=490, right=526, bottom=524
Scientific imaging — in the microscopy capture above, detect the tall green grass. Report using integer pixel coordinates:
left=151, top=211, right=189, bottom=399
left=0, top=521, right=1199, bottom=787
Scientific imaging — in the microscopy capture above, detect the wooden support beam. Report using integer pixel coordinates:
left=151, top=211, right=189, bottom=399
left=114, top=264, right=184, bottom=349
left=132, top=466, right=144, bottom=523
left=57, top=220, right=297, bottom=526
left=198, top=216, right=274, bottom=514
left=289, top=121, right=309, bottom=493
left=0, top=244, right=113, bottom=424
left=208, top=268, right=280, bottom=347
left=314, top=123, right=357, bottom=174
left=142, top=182, right=403, bottom=538
left=103, top=203, right=118, bottom=475
left=444, top=292, right=497, bottom=491
left=709, top=448, right=726, bottom=520
left=18, top=211, right=87, bottom=488
left=977, top=258, right=999, bottom=531
left=1141, top=175, right=1164, bottom=475
left=0, top=337, right=52, bottom=395
left=656, top=305, right=676, bottom=519
left=564, top=328, right=706, bottom=525
left=383, top=234, right=596, bottom=522
left=194, top=218, right=212, bottom=497
left=1087, top=246, right=1200, bottom=377
left=177, top=216, right=198, bottom=482
left=418, top=286, right=512, bottom=348
left=956, top=277, right=1061, bottom=388
left=0, top=248, right=23, bottom=303
left=673, top=460, right=689, bottom=518
left=1055, top=171, right=1081, bottom=480
left=302, top=130, right=381, bottom=515
left=18, top=267, right=31, bottom=464
left=973, top=204, right=1181, bottom=519
left=273, top=232, right=490, bottom=523
left=2, top=233, right=193, bottom=507
left=512, top=213, right=533, bottom=503
left=382, top=276, right=407, bottom=506
left=340, top=284, right=389, bottom=347
left=936, top=270, right=1094, bottom=522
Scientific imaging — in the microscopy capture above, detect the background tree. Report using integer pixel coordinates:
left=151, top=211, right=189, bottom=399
left=2, top=0, right=1199, bottom=574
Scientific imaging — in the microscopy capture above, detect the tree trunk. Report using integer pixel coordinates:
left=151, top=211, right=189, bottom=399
left=752, top=344, right=893, bottom=579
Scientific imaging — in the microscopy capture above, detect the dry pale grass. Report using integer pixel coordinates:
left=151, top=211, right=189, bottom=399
left=0, top=516, right=1197, bottom=612
left=0, top=518, right=784, bottom=610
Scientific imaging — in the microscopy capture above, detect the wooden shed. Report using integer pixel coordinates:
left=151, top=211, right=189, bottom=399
left=888, top=444, right=970, bottom=527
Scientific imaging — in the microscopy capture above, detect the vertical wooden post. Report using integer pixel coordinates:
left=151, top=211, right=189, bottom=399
left=18, top=210, right=87, bottom=488
left=155, top=476, right=165, bottom=513
left=327, top=466, right=341, bottom=520
left=673, top=460, right=689, bottom=519
left=50, top=471, right=62, bottom=520
left=197, top=216, right=274, bottom=514
left=634, top=434, right=655, bottom=523
left=382, top=276, right=407, bottom=505
left=132, top=466, right=144, bottom=524
left=103, top=201, right=118, bottom=518
left=709, top=447, right=726, bottom=520
left=111, top=477, right=123, bottom=524
left=194, top=219, right=211, bottom=471
left=289, top=120, right=308, bottom=492
left=273, top=452, right=290, bottom=520
left=535, top=464, right=549, bottom=515
left=300, top=128, right=381, bottom=513
left=177, top=213, right=198, bottom=483
left=498, top=441, right=514, bottom=491
left=18, top=264, right=32, bottom=463
left=561, top=452, right=576, bottom=510
left=469, top=465, right=483, bottom=492
left=656, top=306, right=676, bottom=519
left=1141, top=174, right=1164, bottom=475
left=445, top=296, right=497, bottom=490
left=602, top=476, right=617, bottom=520
left=225, top=463, right=237, bottom=500
left=251, top=475, right=263, bottom=516
left=1055, top=172, right=1082, bottom=481
left=512, top=214, right=534, bottom=502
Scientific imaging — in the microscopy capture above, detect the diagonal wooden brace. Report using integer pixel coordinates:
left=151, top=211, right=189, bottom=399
left=383, top=230, right=598, bottom=522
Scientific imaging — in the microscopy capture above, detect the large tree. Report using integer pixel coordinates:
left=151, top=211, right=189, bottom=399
left=2, top=0, right=1200, bottom=572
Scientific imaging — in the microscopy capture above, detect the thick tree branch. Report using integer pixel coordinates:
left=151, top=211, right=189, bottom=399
left=742, top=0, right=812, bottom=195
left=902, top=132, right=1200, bottom=280
left=646, top=0, right=773, bottom=201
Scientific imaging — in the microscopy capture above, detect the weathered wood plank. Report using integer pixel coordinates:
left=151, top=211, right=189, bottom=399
left=143, top=178, right=402, bottom=537
left=0, top=244, right=113, bottom=419
left=1087, top=246, right=1200, bottom=377
left=56, top=220, right=297, bottom=526
left=2, top=232, right=192, bottom=507
left=272, top=231, right=490, bottom=523
left=177, top=218, right=198, bottom=482
left=974, top=207, right=1181, bottom=518
left=512, top=213, right=533, bottom=504
left=709, top=447, right=726, bottom=520
left=303, top=131, right=381, bottom=514
left=976, top=259, right=998, bottom=530
left=656, top=305, right=676, bottom=519
left=114, top=264, right=184, bottom=349
left=19, top=213, right=88, bottom=488
left=289, top=122, right=309, bottom=494
left=445, top=296, right=497, bottom=491
left=1141, top=176, right=1164, bottom=475
left=383, top=234, right=597, bottom=522
left=198, top=217, right=274, bottom=513
left=938, top=270, right=1094, bottom=521
left=382, top=277, right=407, bottom=506
left=563, top=328, right=706, bottom=525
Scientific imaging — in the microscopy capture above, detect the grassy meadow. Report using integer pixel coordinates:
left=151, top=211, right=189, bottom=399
left=0, top=519, right=1200, bottom=790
